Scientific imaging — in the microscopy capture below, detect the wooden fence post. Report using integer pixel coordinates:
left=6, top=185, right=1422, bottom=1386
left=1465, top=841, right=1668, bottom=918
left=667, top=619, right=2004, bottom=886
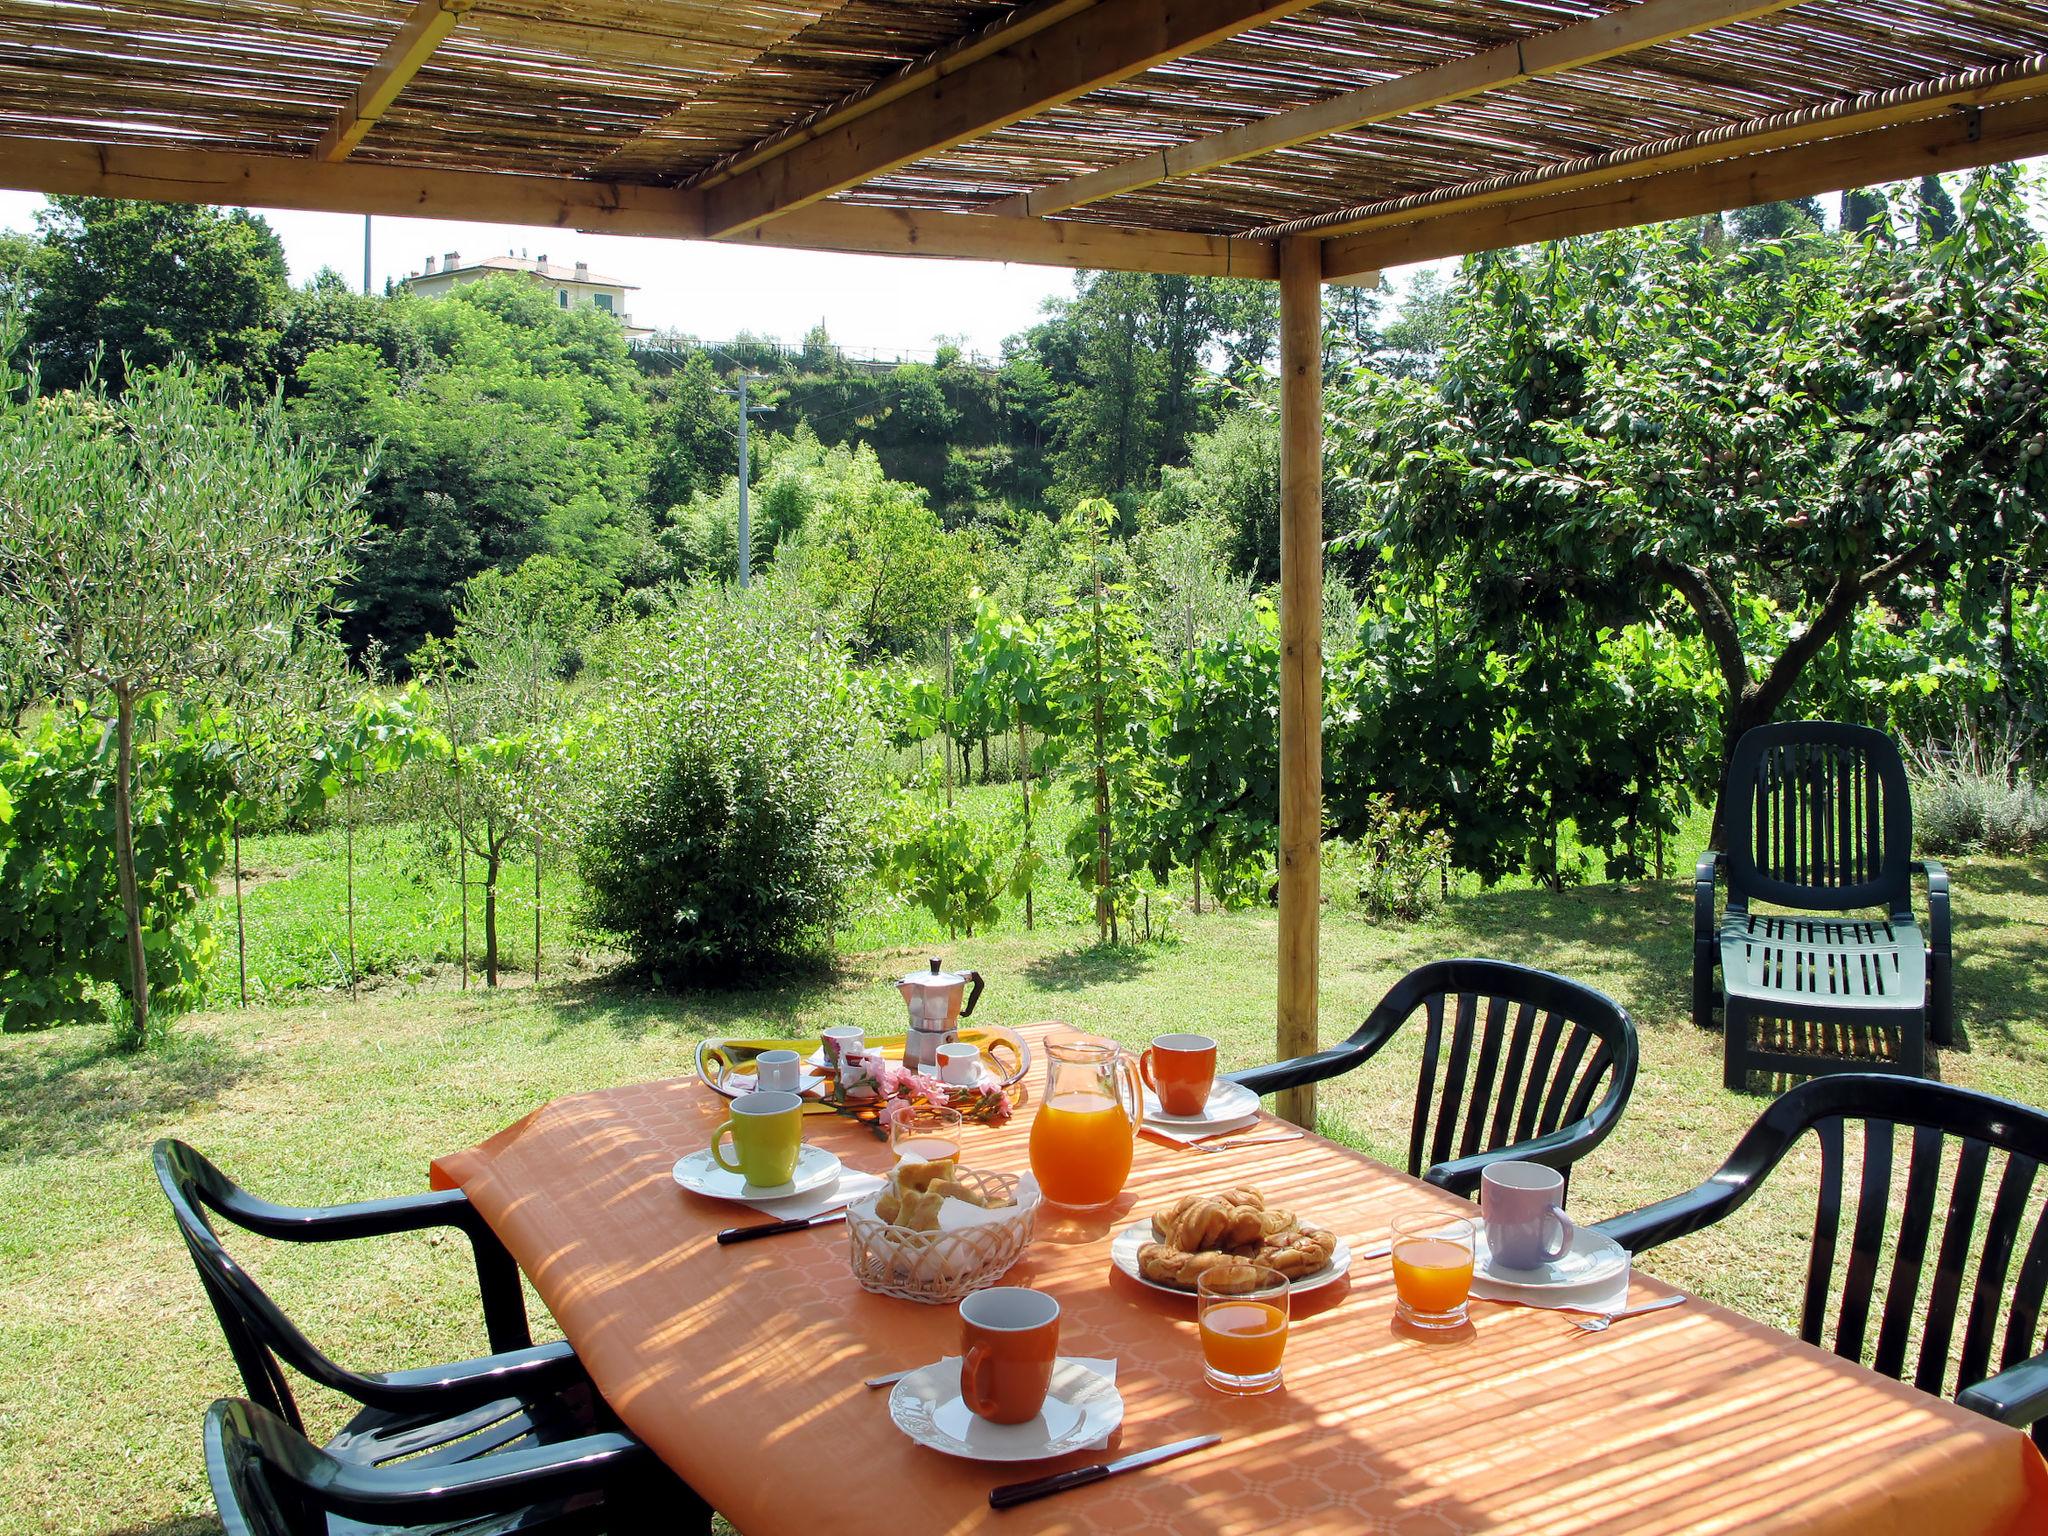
left=1276, top=236, right=1324, bottom=1130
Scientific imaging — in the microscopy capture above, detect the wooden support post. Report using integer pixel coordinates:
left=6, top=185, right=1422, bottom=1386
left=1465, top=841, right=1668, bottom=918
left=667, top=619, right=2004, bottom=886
left=1275, top=236, right=1323, bottom=1130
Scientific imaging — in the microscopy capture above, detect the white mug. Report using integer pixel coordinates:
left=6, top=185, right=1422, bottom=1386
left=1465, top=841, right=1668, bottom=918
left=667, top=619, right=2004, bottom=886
left=755, top=1049, right=802, bottom=1093
left=937, top=1042, right=981, bottom=1086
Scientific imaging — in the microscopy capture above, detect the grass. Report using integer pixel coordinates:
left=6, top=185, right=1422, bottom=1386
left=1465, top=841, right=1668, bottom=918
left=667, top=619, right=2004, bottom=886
left=4, top=827, right=2045, bottom=1534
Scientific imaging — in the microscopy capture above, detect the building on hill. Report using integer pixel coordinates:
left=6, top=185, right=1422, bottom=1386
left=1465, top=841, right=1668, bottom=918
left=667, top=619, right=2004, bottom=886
left=401, top=250, right=653, bottom=341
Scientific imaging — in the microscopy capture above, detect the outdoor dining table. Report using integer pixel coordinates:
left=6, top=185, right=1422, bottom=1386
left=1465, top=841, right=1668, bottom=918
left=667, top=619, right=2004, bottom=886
left=430, top=1023, right=2048, bottom=1535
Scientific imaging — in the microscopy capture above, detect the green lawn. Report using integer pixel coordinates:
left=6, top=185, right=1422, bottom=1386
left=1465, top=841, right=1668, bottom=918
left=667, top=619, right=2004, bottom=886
left=4, top=843, right=2045, bottom=1535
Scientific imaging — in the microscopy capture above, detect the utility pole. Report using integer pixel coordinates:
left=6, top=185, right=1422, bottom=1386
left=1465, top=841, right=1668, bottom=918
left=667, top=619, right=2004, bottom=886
left=726, top=373, right=771, bottom=587
left=362, top=215, right=372, bottom=296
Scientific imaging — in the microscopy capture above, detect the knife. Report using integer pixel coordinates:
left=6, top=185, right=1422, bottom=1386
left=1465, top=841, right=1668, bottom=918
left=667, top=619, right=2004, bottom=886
left=988, top=1435, right=1222, bottom=1510
left=716, top=1209, right=848, bottom=1245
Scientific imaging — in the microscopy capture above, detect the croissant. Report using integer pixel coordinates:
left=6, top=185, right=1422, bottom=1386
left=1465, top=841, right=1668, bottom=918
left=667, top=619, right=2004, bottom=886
left=1150, top=1191, right=1267, bottom=1252
left=1137, top=1242, right=1258, bottom=1289
left=1254, top=1223, right=1338, bottom=1278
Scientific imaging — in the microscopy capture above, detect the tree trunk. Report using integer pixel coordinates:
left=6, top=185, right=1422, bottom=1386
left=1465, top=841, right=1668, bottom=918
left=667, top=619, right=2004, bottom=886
left=344, top=779, right=357, bottom=1001
left=1017, top=706, right=1033, bottom=932
left=234, top=822, right=248, bottom=1008
left=1092, top=569, right=1111, bottom=944
left=110, top=692, right=150, bottom=1048
left=533, top=833, right=542, bottom=986
left=1193, top=858, right=1203, bottom=916
left=484, top=850, right=501, bottom=987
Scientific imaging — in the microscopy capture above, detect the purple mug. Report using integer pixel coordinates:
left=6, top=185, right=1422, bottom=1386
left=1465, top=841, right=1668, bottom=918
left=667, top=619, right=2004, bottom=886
left=1481, top=1160, right=1575, bottom=1269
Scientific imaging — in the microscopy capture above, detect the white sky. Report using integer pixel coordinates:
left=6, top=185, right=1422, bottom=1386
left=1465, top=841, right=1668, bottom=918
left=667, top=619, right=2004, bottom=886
left=0, top=191, right=1094, bottom=361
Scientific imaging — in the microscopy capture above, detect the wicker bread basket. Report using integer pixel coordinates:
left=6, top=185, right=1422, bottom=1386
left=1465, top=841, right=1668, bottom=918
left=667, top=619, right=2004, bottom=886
left=845, top=1168, right=1038, bottom=1303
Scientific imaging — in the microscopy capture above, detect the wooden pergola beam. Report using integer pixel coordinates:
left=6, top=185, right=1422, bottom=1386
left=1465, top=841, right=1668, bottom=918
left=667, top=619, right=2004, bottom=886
left=315, top=0, right=477, bottom=163
left=0, top=136, right=1280, bottom=277
left=696, top=0, right=1319, bottom=239
left=1319, top=88, right=2048, bottom=278
left=1293, top=54, right=2048, bottom=246
left=989, top=0, right=1805, bottom=219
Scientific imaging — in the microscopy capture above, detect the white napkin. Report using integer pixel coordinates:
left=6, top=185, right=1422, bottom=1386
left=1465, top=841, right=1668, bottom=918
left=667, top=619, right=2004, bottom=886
left=1140, top=1111, right=1261, bottom=1145
left=933, top=1355, right=1120, bottom=1450
left=935, top=1173, right=1041, bottom=1230
left=740, top=1169, right=886, bottom=1219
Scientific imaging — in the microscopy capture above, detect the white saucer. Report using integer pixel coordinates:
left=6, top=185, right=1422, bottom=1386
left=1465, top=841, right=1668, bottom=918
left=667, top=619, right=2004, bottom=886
left=1109, top=1220, right=1352, bottom=1297
left=888, top=1358, right=1123, bottom=1462
left=716, top=1064, right=830, bottom=1099
left=1473, top=1221, right=1630, bottom=1291
left=671, top=1144, right=844, bottom=1203
left=1142, top=1078, right=1259, bottom=1127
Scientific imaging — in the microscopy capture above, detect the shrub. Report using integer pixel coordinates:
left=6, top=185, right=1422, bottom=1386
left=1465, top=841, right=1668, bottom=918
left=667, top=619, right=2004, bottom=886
left=1354, top=795, right=1452, bottom=923
left=0, top=702, right=232, bottom=1033
left=1909, top=731, right=2048, bottom=856
left=575, top=583, right=883, bottom=980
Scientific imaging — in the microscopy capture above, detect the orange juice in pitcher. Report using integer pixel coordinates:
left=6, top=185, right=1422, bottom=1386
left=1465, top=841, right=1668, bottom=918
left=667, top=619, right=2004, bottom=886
left=1027, top=1033, right=1142, bottom=1209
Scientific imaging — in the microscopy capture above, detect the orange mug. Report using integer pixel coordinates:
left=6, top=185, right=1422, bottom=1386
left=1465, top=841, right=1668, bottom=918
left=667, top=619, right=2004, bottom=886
left=1140, top=1032, right=1218, bottom=1117
left=960, top=1287, right=1060, bottom=1425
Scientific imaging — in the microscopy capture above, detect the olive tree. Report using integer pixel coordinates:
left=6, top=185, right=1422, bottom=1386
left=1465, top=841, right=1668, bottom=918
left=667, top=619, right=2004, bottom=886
left=0, top=343, right=368, bottom=1046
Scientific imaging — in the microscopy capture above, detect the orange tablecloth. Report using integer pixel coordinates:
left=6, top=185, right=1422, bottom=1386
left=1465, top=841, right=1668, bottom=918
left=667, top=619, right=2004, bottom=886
left=431, top=1025, right=2048, bottom=1536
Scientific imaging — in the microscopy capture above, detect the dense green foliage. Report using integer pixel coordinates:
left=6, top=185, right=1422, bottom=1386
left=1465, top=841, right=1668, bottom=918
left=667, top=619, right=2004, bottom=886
left=575, top=588, right=884, bottom=978
left=0, top=704, right=231, bottom=1033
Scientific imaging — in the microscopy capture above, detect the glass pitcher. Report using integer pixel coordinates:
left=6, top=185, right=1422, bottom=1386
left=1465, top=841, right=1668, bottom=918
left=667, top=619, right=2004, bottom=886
left=1027, top=1032, right=1142, bottom=1209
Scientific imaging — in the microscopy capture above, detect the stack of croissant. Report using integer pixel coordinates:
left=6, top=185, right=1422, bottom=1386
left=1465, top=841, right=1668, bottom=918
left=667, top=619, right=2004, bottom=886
left=1136, top=1186, right=1337, bottom=1289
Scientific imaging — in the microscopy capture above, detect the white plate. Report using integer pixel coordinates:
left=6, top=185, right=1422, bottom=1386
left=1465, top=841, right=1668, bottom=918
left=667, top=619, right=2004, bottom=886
left=1141, top=1079, right=1260, bottom=1127
left=716, top=1064, right=831, bottom=1099
left=888, top=1358, right=1123, bottom=1463
left=671, top=1144, right=844, bottom=1204
left=1473, top=1221, right=1630, bottom=1291
left=1109, top=1220, right=1352, bottom=1297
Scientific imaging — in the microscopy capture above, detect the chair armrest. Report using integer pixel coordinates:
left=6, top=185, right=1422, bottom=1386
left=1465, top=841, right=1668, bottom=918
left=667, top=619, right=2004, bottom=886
left=1593, top=1174, right=1750, bottom=1255
left=1694, top=851, right=1722, bottom=944
left=1958, top=1353, right=2048, bottom=1430
left=1225, top=1042, right=1370, bottom=1100
left=1918, top=858, right=1951, bottom=952
left=1426, top=1122, right=1600, bottom=1199
left=219, top=1186, right=532, bottom=1352
left=362, top=1340, right=586, bottom=1412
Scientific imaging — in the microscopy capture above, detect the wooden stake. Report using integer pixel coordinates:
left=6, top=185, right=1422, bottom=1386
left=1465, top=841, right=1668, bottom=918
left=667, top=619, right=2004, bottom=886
left=1275, top=237, right=1323, bottom=1130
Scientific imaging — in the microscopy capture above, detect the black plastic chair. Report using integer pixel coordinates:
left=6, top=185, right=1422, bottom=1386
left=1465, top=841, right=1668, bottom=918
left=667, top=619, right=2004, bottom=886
left=156, top=1139, right=707, bottom=1525
left=1694, top=720, right=1953, bottom=1089
left=1596, top=1074, right=2048, bottom=1444
left=1227, top=960, right=1638, bottom=1196
left=206, top=1396, right=673, bottom=1536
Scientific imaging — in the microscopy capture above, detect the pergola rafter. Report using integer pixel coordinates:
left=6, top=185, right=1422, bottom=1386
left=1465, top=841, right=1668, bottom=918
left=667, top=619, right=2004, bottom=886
left=4, top=0, right=2047, bottom=1125
left=315, top=0, right=477, bottom=163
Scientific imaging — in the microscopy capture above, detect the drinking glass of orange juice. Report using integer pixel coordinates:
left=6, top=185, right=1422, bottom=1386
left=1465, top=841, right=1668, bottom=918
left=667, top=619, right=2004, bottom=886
left=890, top=1103, right=965, bottom=1163
left=1027, top=1032, right=1142, bottom=1209
left=1197, top=1262, right=1290, bottom=1394
left=1390, top=1213, right=1475, bottom=1329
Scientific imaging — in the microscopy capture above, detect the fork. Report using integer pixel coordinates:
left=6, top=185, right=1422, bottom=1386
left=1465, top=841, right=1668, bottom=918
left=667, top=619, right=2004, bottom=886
left=1183, top=1132, right=1305, bottom=1155
left=1566, top=1295, right=1689, bottom=1333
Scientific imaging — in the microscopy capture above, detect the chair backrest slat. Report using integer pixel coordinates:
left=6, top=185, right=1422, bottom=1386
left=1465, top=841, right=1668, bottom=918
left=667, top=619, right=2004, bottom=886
left=1917, top=1137, right=1992, bottom=1395
left=1726, top=722, right=1912, bottom=914
left=1485, top=1001, right=1542, bottom=1150
left=1457, top=995, right=1512, bottom=1160
left=1427, top=993, right=1479, bottom=1169
left=1874, top=1124, right=1946, bottom=1379
left=1410, top=994, right=1445, bottom=1180
left=1832, top=1117, right=1896, bottom=1363
left=1515, top=1011, right=1570, bottom=1144
left=1536, top=1026, right=1595, bottom=1138
left=2004, top=1195, right=2048, bottom=1371
left=1801, top=1118, right=1847, bottom=1345
left=1959, top=1153, right=2039, bottom=1388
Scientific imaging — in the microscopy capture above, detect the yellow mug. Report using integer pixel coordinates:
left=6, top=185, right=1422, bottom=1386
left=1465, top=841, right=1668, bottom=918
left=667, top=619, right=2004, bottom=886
left=711, top=1090, right=804, bottom=1187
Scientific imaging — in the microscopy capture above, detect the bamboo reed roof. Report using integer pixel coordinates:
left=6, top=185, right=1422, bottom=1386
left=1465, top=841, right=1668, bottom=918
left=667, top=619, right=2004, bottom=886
left=4, top=0, right=2048, bottom=271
